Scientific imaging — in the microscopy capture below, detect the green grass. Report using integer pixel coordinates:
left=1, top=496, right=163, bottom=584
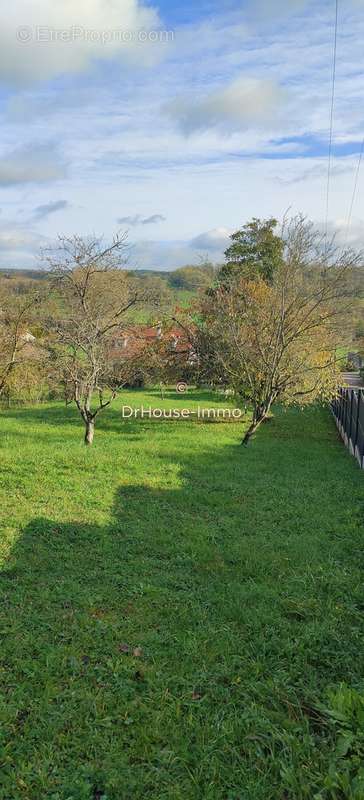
left=124, top=288, right=196, bottom=323
left=0, top=390, right=364, bottom=800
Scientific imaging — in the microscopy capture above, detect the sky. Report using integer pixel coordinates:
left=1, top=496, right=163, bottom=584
left=0, top=0, right=363, bottom=270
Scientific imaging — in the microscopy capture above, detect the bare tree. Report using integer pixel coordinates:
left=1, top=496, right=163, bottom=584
left=43, top=232, right=145, bottom=445
left=199, top=216, right=360, bottom=445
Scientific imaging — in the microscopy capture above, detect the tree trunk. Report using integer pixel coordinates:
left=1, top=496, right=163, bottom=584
left=242, top=420, right=262, bottom=446
left=84, top=419, right=95, bottom=446
left=242, top=408, right=267, bottom=446
left=242, top=397, right=275, bottom=446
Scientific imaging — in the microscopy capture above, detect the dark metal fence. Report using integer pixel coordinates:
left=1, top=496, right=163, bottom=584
left=332, top=388, right=364, bottom=469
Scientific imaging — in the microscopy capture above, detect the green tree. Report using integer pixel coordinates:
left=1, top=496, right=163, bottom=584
left=218, top=217, right=284, bottom=287
left=200, top=216, right=357, bottom=445
left=169, top=264, right=215, bottom=292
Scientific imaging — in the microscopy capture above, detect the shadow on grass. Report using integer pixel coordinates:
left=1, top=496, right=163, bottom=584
left=0, top=407, right=364, bottom=798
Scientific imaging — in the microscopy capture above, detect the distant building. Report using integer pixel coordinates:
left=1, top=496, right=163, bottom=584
left=21, top=331, right=37, bottom=344
left=110, top=323, right=197, bottom=366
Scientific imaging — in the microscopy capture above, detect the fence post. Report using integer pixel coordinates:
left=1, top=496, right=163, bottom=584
left=339, top=389, right=345, bottom=425
left=354, top=390, right=361, bottom=453
left=349, top=390, right=354, bottom=444
left=341, top=389, right=346, bottom=426
left=346, top=389, right=351, bottom=434
left=342, top=389, right=347, bottom=430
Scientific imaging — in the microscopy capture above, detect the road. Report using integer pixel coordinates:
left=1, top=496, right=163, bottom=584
left=341, top=372, right=364, bottom=389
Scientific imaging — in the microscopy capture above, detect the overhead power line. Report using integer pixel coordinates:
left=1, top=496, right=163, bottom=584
left=324, top=0, right=339, bottom=245
left=345, top=137, right=364, bottom=244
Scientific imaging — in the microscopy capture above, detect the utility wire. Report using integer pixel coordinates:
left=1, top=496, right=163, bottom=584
left=345, top=136, right=364, bottom=244
left=324, top=0, right=339, bottom=246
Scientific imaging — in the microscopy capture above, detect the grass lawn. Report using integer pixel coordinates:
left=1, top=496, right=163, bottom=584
left=0, top=390, right=364, bottom=800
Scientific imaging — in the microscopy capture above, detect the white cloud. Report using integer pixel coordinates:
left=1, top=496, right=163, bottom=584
left=245, top=0, right=311, bottom=18
left=0, top=144, right=66, bottom=186
left=0, top=218, right=46, bottom=268
left=131, top=240, right=204, bottom=270
left=32, top=200, right=70, bottom=220
left=0, top=227, right=39, bottom=253
left=317, top=217, right=364, bottom=251
left=141, top=214, right=166, bottom=225
left=1, top=1, right=364, bottom=271
left=165, top=76, right=286, bottom=135
left=130, top=227, right=232, bottom=270
left=117, top=213, right=166, bottom=226
left=276, top=162, right=352, bottom=186
left=0, top=0, right=162, bottom=86
left=191, top=227, right=232, bottom=252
